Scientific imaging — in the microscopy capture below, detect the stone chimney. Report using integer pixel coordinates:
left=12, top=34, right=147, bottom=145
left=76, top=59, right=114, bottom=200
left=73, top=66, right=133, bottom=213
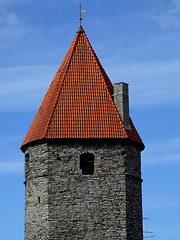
left=113, top=82, right=131, bottom=130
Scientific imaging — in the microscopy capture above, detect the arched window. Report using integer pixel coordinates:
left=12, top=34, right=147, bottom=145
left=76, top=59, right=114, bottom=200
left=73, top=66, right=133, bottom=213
left=80, top=153, right=94, bottom=175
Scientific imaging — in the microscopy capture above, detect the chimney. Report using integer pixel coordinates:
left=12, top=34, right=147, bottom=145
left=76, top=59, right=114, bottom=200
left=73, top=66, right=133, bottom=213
left=113, top=82, right=131, bottom=130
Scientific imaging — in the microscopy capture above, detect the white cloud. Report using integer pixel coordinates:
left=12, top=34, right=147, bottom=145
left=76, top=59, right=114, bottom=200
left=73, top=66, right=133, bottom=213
left=151, top=14, right=180, bottom=27
left=0, top=161, right=23, bottom=172
left=0, top=64, right=57, bottom=111
left=0, top=136, right=22, bottom=143
left=0, top=0, right=27, bottom=26
left=0, top=11, right=19, bottom=25
left=142, top=138, right=180, bottom=165
left=1, top=58, right=180, bottom=111
left=149, top=0, right=180, bottom=27
left=172, top=0, right=180, bottom=10
left=109, top=60, right=180, bottom=108
left=0, top=26, right=32, bottom=42
left=0, top=0, right=20, bottom=26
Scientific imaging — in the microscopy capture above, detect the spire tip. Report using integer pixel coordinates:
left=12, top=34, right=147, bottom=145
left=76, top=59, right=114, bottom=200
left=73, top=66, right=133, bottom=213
left=79, top=4, right=86, bottom=26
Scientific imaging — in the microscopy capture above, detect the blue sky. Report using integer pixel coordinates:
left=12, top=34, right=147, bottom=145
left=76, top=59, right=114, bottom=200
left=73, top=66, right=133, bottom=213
left=0, top=0, right=180, bottom=239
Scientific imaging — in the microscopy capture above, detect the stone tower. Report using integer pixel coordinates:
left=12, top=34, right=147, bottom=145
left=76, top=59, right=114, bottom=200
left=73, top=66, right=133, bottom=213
left=21, top=26, right=144, bottom=240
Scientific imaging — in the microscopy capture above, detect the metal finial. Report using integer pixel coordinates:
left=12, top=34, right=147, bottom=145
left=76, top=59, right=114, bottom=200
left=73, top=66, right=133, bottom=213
left=79, top=4, right=82, bottom=25
left=79, top=4, right=86, bottom=26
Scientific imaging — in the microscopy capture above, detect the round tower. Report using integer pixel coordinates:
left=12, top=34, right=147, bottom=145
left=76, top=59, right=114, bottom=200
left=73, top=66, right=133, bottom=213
left=21, top=26, right=144, bottom=240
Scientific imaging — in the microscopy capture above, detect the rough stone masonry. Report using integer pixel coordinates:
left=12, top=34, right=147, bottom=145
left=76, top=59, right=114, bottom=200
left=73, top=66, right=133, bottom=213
left=24, top=140, right=143, bottom=240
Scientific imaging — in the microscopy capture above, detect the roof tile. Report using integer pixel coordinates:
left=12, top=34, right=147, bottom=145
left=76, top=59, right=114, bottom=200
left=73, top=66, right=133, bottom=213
left=21, top=26, right=144, bottom=151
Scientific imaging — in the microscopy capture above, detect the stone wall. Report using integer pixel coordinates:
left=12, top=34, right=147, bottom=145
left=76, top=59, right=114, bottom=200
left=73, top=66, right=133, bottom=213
left=24, top=140, right=143, bottom=240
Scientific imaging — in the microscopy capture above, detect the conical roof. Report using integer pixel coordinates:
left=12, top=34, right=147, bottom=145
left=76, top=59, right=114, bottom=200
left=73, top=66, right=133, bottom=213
left=21, top=26, right=144, bottom=152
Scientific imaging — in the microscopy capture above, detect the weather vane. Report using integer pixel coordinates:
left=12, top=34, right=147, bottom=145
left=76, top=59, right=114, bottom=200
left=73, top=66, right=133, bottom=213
left=79, top=4, right=86, bottom=26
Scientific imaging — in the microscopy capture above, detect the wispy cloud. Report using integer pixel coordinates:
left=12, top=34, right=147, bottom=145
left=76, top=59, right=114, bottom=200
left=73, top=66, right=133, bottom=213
left=0, top=65, right=57, bottom=111
left=0, top=0, right=21, bottom=26
left=109, top=59, right=180, bottom=108
left=0, top=161, right=23, bottom=172
left=1, top=58, right=180, bottom=112
left=151, top=13, right=180, bottom=28
left=149, top=0, right=180, bottom=27
left=142, top=138, right=180, bottom=165
left=0, top=10, right=19, bottom=25
left=0, top=136, right=22, bottom=143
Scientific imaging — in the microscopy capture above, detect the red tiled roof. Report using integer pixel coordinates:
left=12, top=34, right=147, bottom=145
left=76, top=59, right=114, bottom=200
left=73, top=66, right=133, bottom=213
left=21, top=26, right=144, bottom=151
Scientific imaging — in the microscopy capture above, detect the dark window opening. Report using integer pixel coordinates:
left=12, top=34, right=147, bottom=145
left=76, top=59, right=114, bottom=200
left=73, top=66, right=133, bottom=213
left=25, top=153, right=29, bottom=179
left=80, top=153, right=94, bottom=175
left=25, top=153, right=29, bottom=161
left=38, top=196, right=40, bottom=204
left=121, top=151, right=126, bottom=156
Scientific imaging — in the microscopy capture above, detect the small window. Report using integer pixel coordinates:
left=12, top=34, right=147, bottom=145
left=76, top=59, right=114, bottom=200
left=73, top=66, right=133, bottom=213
left=80, top=153, right=94, bottom=175
left=25, top=153, right=29, bottom=178
left=25, top=153, right=29, bottom=162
